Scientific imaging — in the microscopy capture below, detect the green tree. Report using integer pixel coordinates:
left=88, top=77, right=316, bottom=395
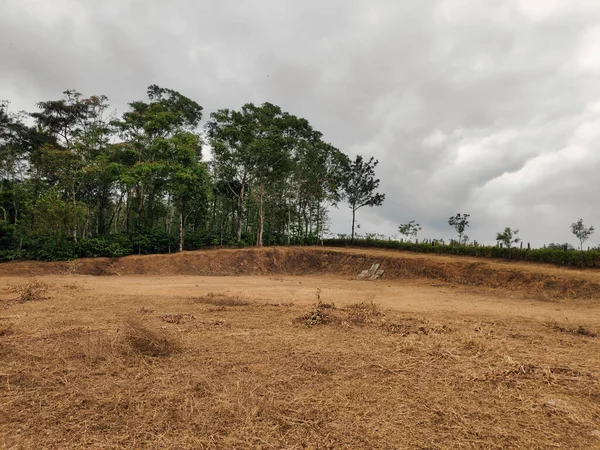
left=164, top=131, right=209, bottom=251
left=448, top=213, right=470, bottom=244
left=571, top=218, right=594, bottom=251
left=496, top=227, right=520, bottom=248
left=206, top=106, right=256, bottom=243
left=398, top=220, right=421, bottom=242
left=343, top=155, right=385, bottom=241
left=112, top=85, right=203, bottom=231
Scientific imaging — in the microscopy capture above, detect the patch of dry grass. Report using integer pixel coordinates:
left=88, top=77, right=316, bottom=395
left=544, top=320, right=598, bottom=338
left=1, top=281, right=600, bottom=449
left=345, top=300, right=384, bottom=325
left=12, top=278, right=49, bottom=303
left=192, top=292, right=250, bottom=307
left=119, top=318, right=181, bottom=357
left=295, top=300, right=338, bottom=326
left=0, top=322, right=14, bottom=337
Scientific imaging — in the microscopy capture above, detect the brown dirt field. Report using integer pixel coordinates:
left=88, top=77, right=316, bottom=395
left=3, top=246, right=600, bottom=300
left=1, top=248, right=600, bottom=449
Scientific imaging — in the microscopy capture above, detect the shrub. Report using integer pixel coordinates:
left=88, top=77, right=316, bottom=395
left=321, top=238, right=600, bottom=268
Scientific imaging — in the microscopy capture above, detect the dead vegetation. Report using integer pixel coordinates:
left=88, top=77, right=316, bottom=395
left=295, top=300, right=338, bottom=326
left=11, top=278, right=49, bottom=303
left=119, top=318, right=181, bottom=357
left=382, top=317, right=450, bottom=336
left=192, top=292, right=250, bottom=307
left=160, top=313, right=197, bottom=324
left=0, top=322, right=14, bottom=337
left=4, top=246, right=600, bottom=300
left=1, top=266, right=600, bottom=448
left=345, top=300, right=384, bottom=325
left=544, top=320, right=598, bottom=338
left=296, top=300, right=448, bottom=338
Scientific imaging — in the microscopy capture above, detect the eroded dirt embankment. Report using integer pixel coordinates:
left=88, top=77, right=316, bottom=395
left=1, top=246, right=600, bottom=299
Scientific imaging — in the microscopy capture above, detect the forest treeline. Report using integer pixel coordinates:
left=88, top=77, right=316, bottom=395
left=0, top=85, right=385, bottom=260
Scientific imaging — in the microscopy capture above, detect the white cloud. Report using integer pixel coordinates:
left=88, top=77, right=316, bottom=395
left=2, top=0, right=600, bottom=247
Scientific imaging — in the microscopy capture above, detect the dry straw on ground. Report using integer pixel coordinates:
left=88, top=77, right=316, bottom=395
left=11, top=278, right=49, bottom=303
left=119, top=318, right=181, bottom=357
left=1, top=250, right=600, bottom=449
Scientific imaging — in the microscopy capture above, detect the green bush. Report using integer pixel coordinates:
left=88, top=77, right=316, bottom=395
left=321, top=238, right=600, bottom=268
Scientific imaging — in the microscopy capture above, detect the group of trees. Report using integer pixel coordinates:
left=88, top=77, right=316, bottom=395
left=2, top=85, right=595, bottom=262
left=0, top=86, right=385, bottom=259
left=397, top=215, right=595, bottom=251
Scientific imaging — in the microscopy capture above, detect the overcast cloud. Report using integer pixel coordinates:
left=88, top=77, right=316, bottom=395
left=2, top=0, right=600, bottom=247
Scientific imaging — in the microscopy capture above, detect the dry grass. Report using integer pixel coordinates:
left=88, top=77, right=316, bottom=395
left=345, top=300, right=384, bottom=325
left=119, top=318, right=181, bottom=357
left=5, top=246, right=600, bottom=300
left=543, top=320, right=598, bottom=338
left=0, top=322, right=14, bottom=337
left=1, top=275, right=600, bottom=449
left=192, top=292, right=251, bottom=307
left=295, top=300, right=338, bottom=326
left=10, top=278, right=49, bottom=303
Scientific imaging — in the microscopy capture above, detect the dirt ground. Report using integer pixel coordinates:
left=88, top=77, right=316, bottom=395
left=1, top=249, right=600, bottom=449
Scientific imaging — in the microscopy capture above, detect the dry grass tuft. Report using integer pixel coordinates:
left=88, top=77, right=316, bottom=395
left=192, top=292, right=250, bottom=307
left=120, top=318, right=181, bottom=357
left=544, top=320, right=597, bottom=338
left=160, top=313, right=196, bottom=324
left=14, top=279, right=49, bottom=303
left=344, top=301, right=383, bottom=325
left=0, top=322, right=14, bottom=337
left=295, top=301, right=338, bottom=326
left=382, top=317, right=450, bottom=336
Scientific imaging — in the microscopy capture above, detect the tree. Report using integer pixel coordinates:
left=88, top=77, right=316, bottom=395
left=571, top=218, right=594, bottom=251
left=448, top=213, right=470, bottom=244
left=496, top=227, right=521, bottom=248
left=1, top=86, right=371, bottom=258
left=343, top=155, right=385, bottom=240
left=398, top=220, right=421, bottom=242
left=112, top=85, right=203, bottom=232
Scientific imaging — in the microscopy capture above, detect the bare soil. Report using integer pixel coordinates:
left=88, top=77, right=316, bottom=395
left=1, top=248, right=599, bottom=449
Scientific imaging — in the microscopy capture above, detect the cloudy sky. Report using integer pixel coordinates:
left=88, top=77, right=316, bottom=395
left=2, top=0, right=600, bottom=247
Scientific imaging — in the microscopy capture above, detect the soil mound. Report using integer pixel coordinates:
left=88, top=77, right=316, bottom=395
left=2, top=246, right=600, bottom=299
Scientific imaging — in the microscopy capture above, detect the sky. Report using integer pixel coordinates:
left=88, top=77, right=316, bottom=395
left=2, top=0, right=600, bottom=247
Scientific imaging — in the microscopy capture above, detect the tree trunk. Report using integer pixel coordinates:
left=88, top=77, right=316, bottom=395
left=83, top=203, right=90, bottom=239
left=125, top=189, right=131, bottom=234
left=136, top=184, right=144, bottom=229
left=179, top=206, right=184, bottom=252
left=316, top=201, right=321, bottom=241
left=236, top=181, right=246, bottom=242
left=256, top=184, right=265, bottom=247
left=351, top=207, right=356, bottom=241
left=287, top=207, right=291, bottom=245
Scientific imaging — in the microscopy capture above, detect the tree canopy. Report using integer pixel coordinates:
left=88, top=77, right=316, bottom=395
left=0, top=87, right=381, bottom=259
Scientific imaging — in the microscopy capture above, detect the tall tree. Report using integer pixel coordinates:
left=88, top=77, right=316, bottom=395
left=343, top=155, right=385, bottom=240
left=571, top=218, right=594, bottom=251
left=206, top=107, right=255, bottom=242
left=398, top=220, right=421, bottom=242
left=496, top=227, right=520, bottom=248
left=448, top=213, right=470, bottom=244
left=112, top=85, right=203, bottom=231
